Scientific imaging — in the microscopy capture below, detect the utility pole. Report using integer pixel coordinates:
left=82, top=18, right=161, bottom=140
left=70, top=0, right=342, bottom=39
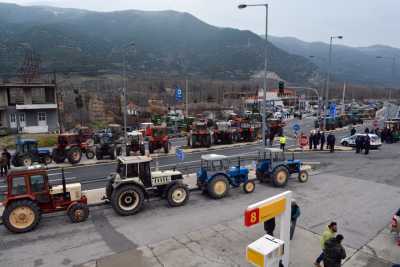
left=341, top=82, right=346, bottom=115
left=185, top=79, right=189, bottom=117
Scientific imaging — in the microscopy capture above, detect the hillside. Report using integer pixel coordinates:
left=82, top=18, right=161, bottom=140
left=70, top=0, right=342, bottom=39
left=0, top=3, right=318, bottom=84
left=270, top=36, right=400, bottom=87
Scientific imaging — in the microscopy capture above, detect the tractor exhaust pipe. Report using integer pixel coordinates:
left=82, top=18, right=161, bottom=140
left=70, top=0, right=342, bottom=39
left=61, top=168, right=67, bottom=200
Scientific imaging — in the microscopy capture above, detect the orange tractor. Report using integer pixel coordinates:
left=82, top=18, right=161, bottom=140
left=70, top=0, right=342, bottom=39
left=1, top=166, right=89, bottom=233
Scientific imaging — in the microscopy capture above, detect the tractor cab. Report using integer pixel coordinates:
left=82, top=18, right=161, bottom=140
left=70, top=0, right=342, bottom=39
left=126, top=131, right=145, bottom=156
left=115, top=156, right=153, bottom=187
left=256, top=148, right=307, bottom=187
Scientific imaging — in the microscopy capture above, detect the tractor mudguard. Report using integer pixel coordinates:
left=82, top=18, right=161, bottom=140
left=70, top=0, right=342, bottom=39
left=272, top=164, right=290, bottom=174
left=38, top=149, right=51, bottom=155
left=210, top=173, right=230, bottom=183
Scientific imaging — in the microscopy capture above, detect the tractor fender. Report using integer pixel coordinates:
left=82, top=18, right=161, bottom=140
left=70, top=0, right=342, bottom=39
left=210, top=172, right=230, bottom=182
left=272, top=164, right=290, bottom=173
left=3, top=196, right=36, bottom=208
left=113, top=181, right=149, bottom=199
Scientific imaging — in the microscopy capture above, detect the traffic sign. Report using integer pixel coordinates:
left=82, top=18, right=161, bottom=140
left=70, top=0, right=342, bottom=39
left=176, top=148, right=184, bottom=161
left=244, top=197, right=286, bottom=227
left=292, top=123, right=300, bottom=133
left=175, top=86, right=183, bottom=101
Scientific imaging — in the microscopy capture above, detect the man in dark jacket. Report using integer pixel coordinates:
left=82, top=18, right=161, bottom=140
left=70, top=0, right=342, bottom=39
left=320, top=132, right=326, bottom=151
left=327, top=133, right=336, bottom=153
left=290, top=201, right=300, bottom=240
left=3, top=148, right=11, bottom=169
left=264, top=217, right=276, bottom=236
left=364, top=135, right=371, bottom=155
left=323, top=235, right=346, bottom=267
left=309, top=132, right=314, bottom=150
left=315, top=131, right=321, bottom=150
left=350, top=127, right=356, bottom=136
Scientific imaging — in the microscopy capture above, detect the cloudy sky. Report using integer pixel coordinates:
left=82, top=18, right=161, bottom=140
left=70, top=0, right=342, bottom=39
left=2, top=0, right=399, bottom=48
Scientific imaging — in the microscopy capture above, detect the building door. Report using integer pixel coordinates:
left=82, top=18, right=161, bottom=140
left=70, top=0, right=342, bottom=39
left=19, top=113, right=26, bottom=128
left=37, top=111, right=47, bottom=126
left=9, top=112, right=17, bottom=128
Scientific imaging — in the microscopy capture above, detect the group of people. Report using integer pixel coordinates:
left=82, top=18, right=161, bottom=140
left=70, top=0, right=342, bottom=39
left=0, top=148, right=11, bottom=177
left=309, top=131, right=336, bottom=153
left=314, top=222, right=347, bottom=267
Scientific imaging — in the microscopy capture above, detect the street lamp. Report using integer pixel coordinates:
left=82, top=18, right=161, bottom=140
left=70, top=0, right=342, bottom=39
left=238, top=3, right=269, bottom=147
left=122, top=42, right=135, bottom=155
left=323, top=35, right=343, bottom=130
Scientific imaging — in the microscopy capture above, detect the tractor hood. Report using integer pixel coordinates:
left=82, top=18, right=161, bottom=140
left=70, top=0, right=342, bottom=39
left=152, top=170, right=182, bottom=177
left=38, top=148, right=51, bottom=154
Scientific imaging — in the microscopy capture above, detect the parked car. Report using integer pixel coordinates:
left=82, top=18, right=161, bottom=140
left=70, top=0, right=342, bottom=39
left=340, top=134, right=382, bottom=149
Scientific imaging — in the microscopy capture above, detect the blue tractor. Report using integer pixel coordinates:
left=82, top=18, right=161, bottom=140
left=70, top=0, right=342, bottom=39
left=12, top=139, right=52, bottom=167
left=256, top=148, right=309, bottom=187
left=197, top=154, right=255, bottom=199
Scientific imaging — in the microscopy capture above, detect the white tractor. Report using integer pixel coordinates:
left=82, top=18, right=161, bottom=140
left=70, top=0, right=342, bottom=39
left=105, top=156, right=190, bottom=216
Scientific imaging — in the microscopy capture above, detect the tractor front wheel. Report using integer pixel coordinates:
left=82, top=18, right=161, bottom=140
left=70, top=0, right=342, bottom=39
left=3, top=200, right=41, bottom=233
left=67, top=147, right=82, bottom=164
left=298, top=170, right=309, bottom=183
left=43, top=155, right=52, bottom=165
left=243, top=180, right=256, bottom=194
left=67, top=203, right=89, bottom=223
left=86, top=149, right=95, bottom=160
left=22, top=156, right=33, bottom=167
left=272, top=166, right=289, bottom=187
left=208, top=176, right=230, bottom=199
left=52, top=148, right=66, bottom=163
left=167, top=183, right=189, bottom=207
left=111, top=184, right=144, bottom=216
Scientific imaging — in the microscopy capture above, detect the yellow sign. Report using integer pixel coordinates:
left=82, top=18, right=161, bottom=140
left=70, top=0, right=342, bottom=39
left=245, top=197, right=286, bottom=227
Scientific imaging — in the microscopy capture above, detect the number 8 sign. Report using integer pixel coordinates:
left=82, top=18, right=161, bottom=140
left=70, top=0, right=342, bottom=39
left=245, top=208, right=260, bottom=226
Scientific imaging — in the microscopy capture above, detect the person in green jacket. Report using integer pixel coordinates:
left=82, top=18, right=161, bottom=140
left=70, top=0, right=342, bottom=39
left=314, top=222, right=337, bottom=267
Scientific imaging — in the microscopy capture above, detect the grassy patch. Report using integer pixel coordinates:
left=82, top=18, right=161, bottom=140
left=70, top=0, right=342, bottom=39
left=0, top=134, right=58, bottom=150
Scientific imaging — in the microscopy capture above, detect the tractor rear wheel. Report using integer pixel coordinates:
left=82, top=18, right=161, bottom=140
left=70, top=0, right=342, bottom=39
left=3, top=200, right=41, bottom=233
left=298, top=170, right=309, bottom=183
left=256, top=170, right=269, bottom=183
left=208, top=176, right=230, bottom=199
left=243, top=180, right=256, bottom=194
left=52, top=148, right=66, bottom=163
left=67, top=147, right=82, bottom=164
left=167, top=183, right=189, bottom=207
left=272, top=166, right=289, bottom=187
left=111, top=184, right=144, bottom=216
left=109, top=147, right=117, bottom=160
left=149, top=143, right=154, bottom=154
left=67, top=203, right=89, bottom=223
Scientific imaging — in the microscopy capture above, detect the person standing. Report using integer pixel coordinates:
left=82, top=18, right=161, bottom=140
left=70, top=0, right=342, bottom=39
left=327, top=132, right=336, bottom=153
left=350, top=127, right=356, bottom=136
left=314, top=222, right=338, bottom=267
left=364, top=127, right=370, bottom=134
left=264, top=217, right=276, bottom=236
left=364, top=134, right=371, bottom=155
left=3, top=148, right=11, bottom=170
left=323, top=235, right=347, bottom=267
left=355, top=135, right=362, bottom=154
left=315, top=131, right=321, bottom=150
left=290, top=200, right=300, bottom=240
left=320, top=132, right=326, bottom=151
left=279, top=135, right=287, bottom=151
left=0, top=152, right=7, bottom=177
left=309, top=131, right=314, bottom=150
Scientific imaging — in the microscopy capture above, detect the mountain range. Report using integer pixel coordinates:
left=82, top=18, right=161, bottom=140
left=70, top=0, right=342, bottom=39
left=0, top=3, right=317, bottom=84
left=269, top=36, right=400, bottom=87
left=0, top=3, right=398, bottom=88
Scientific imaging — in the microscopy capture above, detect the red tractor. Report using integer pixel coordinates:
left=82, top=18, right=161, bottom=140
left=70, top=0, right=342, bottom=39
left=1, top=166, right=89, bottom=233
left=231, top=118, right=255, bottom=143
left=148, top=126, right=170, bottom=154
left=52, top=129, right=95, bottom=164
left=188, top=121, right=212, bottom=148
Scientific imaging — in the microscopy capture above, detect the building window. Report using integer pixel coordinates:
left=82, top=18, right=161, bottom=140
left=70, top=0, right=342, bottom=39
left=10, top=113, right=16, bottom=123
left=38, top=112, right=47, bottom=121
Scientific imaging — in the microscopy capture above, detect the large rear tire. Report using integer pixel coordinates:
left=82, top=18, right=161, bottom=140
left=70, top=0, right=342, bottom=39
left=111, top=184, right=144, bottom=216
left=67, top=146, right=82, bottom=164
left=166, top=183, right=189, bottom=207
left=140, top=144, right=145, bottom=156
left=208, top=175, right=230, bottom=199
left=3, top=200, right=41, bottom=233
left=67, top=203, right=89, bottom=223
left=163, top=142, right=169, bottom=154
left=149, top=143, right=154, bottom=154
left=272, top=166, right=289, bottom=187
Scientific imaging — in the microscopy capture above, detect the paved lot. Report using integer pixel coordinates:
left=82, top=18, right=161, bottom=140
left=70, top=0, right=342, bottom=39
left=1, top=142, right=399, bottom=266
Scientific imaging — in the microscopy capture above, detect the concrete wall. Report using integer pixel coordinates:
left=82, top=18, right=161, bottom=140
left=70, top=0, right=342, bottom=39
left=24, top=109, right=59, bottom=131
